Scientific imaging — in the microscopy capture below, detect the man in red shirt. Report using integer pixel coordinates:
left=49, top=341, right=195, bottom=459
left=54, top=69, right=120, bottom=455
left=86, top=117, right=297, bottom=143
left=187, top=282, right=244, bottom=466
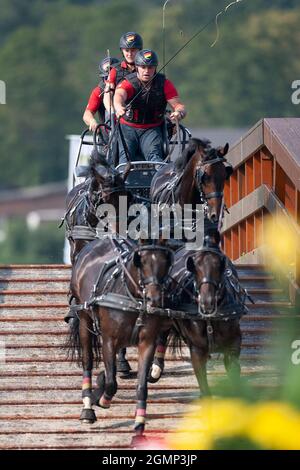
left=103, top=32, right=143, bottom=113
left=83, top=57, right=120, bottom=132
left=114, top=49, right=186, bottom=164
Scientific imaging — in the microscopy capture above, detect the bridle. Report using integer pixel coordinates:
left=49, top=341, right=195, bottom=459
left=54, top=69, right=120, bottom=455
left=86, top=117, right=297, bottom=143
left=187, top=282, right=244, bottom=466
left=136, top=245, right=174, bottom=289
left=121, top=244, right=174, bottom=309
left=195, top=155, right=226, bottom=204
left=193, top=246, right=226, bottom=318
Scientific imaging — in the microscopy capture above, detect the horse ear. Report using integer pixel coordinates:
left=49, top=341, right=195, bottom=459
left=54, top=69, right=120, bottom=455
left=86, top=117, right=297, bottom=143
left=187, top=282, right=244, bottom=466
left=133, top=251, right=142, bottom=268
left=225, top=165, right=233, bottom=180
left=218, top=143, right=229, bottom=157
left=223, top=143, right=229, bottom=155
left=186, top=256, right=195, bottom=273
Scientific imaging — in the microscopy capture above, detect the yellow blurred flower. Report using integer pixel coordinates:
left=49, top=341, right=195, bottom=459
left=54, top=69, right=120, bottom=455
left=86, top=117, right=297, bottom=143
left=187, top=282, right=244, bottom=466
left=247, top=402, right=300, bottom=450
left=167, top=399, right=300, bottom=450
left=262, top=215, right=299, bottom=269
left=168, top=398, right=249, bottom=450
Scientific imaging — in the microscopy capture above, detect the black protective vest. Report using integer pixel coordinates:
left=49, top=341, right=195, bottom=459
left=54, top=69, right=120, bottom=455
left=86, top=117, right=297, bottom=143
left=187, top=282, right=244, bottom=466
left=123, top=73, right=167, bottom=125
left=114, top=64, right=132, bottom=85
left=96, top=82, right=106, bottom=123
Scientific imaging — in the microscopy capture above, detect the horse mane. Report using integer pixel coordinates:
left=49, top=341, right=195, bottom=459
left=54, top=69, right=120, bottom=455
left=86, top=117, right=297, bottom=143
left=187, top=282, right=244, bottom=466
left=89, top=145, right=109, bottom=170
left=175, top=137, right=211, bottom=172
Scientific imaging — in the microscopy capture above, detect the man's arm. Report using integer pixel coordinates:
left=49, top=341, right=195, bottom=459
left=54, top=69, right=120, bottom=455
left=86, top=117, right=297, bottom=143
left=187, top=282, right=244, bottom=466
left=167, top=97, right=187, bottom=122
left=113, top=88, right=128, bottom=118
left=83, top=109, right=98, bottom=132
left=103, top=82, right=115, bottom=113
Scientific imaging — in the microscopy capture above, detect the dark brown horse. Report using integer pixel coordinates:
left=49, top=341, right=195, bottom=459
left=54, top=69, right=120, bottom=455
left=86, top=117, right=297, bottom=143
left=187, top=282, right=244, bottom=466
left=150, top=138, right=232, bottom=225
left=149, top=234, right=244, bottom=393
left=63, top=151, right=133, bottom=371
left=64, top=152, right=131, bottom=265
left=67, top=237, right=174, bottom=445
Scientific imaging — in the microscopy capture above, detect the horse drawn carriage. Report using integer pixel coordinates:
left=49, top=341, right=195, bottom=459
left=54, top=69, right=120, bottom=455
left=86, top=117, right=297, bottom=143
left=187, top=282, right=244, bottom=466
left=63, top=116, right=251, bottom=446
left=73, top=117, right=191, bottom=199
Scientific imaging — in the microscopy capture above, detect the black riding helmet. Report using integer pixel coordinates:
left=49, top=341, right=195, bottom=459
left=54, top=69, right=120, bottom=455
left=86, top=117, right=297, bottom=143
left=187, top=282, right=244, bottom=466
left=119, top=32, right=143, bottom=50
left=135, top=49, right=158, bottom=67
left=99, top=57, right=120, bottom=78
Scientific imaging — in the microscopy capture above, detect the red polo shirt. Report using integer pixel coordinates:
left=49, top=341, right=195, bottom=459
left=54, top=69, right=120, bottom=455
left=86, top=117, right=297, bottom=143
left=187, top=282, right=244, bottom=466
left=85, top=86, right=103, bottom=113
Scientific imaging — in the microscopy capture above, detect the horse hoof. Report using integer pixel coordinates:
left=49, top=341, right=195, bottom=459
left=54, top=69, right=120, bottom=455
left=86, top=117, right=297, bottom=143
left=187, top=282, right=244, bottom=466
left=80, top=408, right=97, bottom=424
left=117, top=359, right=132, bottom=377
left=148, top=364, right=163, bottom=383
left=130, top=434, right=148, bottom=449
left=91, top=389, right=102, bottom=407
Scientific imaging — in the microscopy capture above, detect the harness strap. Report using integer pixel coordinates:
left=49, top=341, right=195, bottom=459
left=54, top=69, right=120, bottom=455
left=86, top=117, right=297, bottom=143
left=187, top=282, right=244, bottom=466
left=206, top=319, right=215, bottom=354
left=69, top=225, right=97, bottom=241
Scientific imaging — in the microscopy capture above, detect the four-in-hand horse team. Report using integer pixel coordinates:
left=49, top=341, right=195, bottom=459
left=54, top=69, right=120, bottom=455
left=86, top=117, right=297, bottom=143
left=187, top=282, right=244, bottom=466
left=62, top=32, right=251, bottom=447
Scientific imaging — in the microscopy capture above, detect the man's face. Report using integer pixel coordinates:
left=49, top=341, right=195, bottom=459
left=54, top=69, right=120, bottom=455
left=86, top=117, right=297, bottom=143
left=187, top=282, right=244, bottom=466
left=137, top=65, right=156, bottom=83
left=122, top=48, right=139, bottom=64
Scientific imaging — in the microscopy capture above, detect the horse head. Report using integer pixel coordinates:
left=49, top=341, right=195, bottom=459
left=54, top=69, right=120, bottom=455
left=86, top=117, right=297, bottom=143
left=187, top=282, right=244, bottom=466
left=195, top=142, right=232, bottom=224
left=89, top=147, right=131, bottom=203
left=186, top=233, right=226, bottom=316
left=132, top=240, right=174, bottom=308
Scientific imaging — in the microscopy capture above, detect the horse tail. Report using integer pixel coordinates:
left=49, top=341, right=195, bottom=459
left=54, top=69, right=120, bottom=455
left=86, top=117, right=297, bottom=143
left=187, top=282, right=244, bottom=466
left=65, top=310, right=102, bottom=368
left=168, top=321, right=185, bottom=358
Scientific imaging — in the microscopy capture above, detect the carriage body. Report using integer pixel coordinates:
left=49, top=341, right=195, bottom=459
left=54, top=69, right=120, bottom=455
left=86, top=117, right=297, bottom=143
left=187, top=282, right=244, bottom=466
left=116, top=161, right=166, bottom=201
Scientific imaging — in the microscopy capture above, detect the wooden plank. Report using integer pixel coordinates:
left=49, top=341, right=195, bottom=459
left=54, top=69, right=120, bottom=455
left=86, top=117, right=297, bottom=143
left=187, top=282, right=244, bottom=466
left=246, top=215, right=255, bottom=253
left=0, top=418, right=183, bottom=434
left=275, top=161, right=286, bottom=204
left=224, top=180, right=231, bottom=209
left=239, top=221, right=246, bottom=258
left=231, top=226, right=239, bottom=260
left=254, top=209, right=263, bottom=248
left=261, top=147, right=273, bottom=189
left=246, top=158, right=254, bottom=195
left=231, top=170, right=239, bottom=206
left=285, top=174, right=296, bottom=219
left=0, top=402, right=196, bottom=419
left=223, top=231, right=232, bottom=259
left=238, top=164, right=246, bottom=200
left=253, top=152, right=261, bottom=189
left=264, top=118, right=300, bottom=192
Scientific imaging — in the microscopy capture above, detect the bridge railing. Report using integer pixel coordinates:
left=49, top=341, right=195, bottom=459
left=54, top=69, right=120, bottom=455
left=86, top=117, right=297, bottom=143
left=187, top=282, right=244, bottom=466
left=221, top=118, right=300, bottom=303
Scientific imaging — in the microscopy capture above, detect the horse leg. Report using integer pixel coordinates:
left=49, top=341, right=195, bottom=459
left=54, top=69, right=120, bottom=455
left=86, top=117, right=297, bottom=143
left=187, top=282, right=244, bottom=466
left=94, top=339, right=118, bottom=409
left=223, top=339, right=241, bottom=383
left=116, top=348, right=132, bottom=377
left=131, top=337, right=156, bottom=447
left=189, top=345, right=211, bottom=397
left=148, top=329, right=169, bottom=383
left=223, top=322, right=242, bottom=383
left=79, top=312, right=97, bottom=424
left=224, top=349, right=241, bottom=382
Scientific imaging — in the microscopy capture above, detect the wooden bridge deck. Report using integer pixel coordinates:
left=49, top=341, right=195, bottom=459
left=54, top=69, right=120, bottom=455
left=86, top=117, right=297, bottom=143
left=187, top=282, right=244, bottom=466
left=0, top=264, right=295, bottom=449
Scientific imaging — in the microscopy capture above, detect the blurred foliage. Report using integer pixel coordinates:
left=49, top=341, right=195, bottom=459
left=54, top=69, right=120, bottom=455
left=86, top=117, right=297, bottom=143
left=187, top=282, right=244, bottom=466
left=166, top=299, right=300, bottom=450
left=0, top=0, right=300, bottom=189
left=0, top=218, right=65, bottom=263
